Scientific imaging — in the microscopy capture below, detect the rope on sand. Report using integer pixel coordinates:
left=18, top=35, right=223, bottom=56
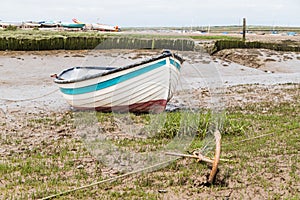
left=222, top=132, right=275, bottom=146
left=0, top=89, right=59, bottom=103
left=42, top=159, right=178, bottom=200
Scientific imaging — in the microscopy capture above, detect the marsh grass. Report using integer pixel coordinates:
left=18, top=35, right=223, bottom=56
left=92, top=111, right=213, bottom=153
left=0, top=100, right=299, bottom=199
left=0, top=30, right=195, bottom=51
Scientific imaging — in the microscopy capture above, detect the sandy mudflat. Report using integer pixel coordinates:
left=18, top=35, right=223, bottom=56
left=0, top=49, right=299, bottom=115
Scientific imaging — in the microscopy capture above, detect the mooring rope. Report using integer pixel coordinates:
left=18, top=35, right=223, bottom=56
left=42, top=158, right=178, bottom=200
left=45, top=131, right=274, bottom=200
left=0, top=89, right=59, bottom=103
left=222, top=132, right=275, bottom=147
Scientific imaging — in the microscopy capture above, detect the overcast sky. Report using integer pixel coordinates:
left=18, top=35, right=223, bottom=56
left=1, top=0, right=299, bottom=27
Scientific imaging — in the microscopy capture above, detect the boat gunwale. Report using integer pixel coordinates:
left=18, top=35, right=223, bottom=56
left=54, top=51, right=183, bottom=84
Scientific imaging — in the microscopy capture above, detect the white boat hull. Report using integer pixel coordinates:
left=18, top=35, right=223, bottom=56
left=92, top=23, right=117, bottom=31
left=54, top=51, right=182, bottom=113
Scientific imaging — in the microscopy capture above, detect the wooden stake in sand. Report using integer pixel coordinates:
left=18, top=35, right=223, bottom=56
left=208, top=129, right=221, bottom=183
left=243, top=18, right=246, bottom=42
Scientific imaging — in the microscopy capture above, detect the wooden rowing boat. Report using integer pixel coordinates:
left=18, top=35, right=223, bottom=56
left=53, top=50, right=183, bottom=113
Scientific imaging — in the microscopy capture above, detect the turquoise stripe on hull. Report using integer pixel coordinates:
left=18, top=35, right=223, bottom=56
left=60, top=60, right=167, bottom=95
left=170, top=58, right=181, bottom=70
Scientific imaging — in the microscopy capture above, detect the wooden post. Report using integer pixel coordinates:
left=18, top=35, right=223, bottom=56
left=242, top=18, right=246, bottom=42
left=207, top=130, right=221, bottom=184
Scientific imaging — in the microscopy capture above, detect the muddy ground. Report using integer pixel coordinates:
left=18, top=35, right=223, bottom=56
left=0, top=48, right=299, bottom=199
left=1, top=48, right=299, bottom=113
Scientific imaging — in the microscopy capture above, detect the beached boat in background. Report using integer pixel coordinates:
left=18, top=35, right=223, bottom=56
left=53, top=50, right=183, bottom=113
left=61, top=23, right=85, bottom=29
left=73, top=18, right=119, bottom=32
left=91, top=23, right=118, bottom=31
left=40, top=21, right=60, bottom=27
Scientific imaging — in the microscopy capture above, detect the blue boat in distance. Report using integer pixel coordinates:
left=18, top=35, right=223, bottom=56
left=61, top=23, right=85, bottom=28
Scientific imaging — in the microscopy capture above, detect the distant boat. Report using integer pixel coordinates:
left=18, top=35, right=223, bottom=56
left=270, top=30, right=278, bottom=35
left=53, top=50, right=183, bottom=113
left=61, top=23, right=85, bottom=28
left=40, top=21, right=60, bottom=27
left=91, top=23, right=119, bottom=31
left=287, top=32, right=296, bottom=36
left=72, top=18, right=119, bottom=32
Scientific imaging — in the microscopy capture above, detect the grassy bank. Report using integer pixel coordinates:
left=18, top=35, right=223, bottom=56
left=211, top=39, right=300, bottom=54
left=0, top=91, right=299, bottom=199
left=0, top=30, right=194, bottom=51
left=1, top=29, right=300, bottom=53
